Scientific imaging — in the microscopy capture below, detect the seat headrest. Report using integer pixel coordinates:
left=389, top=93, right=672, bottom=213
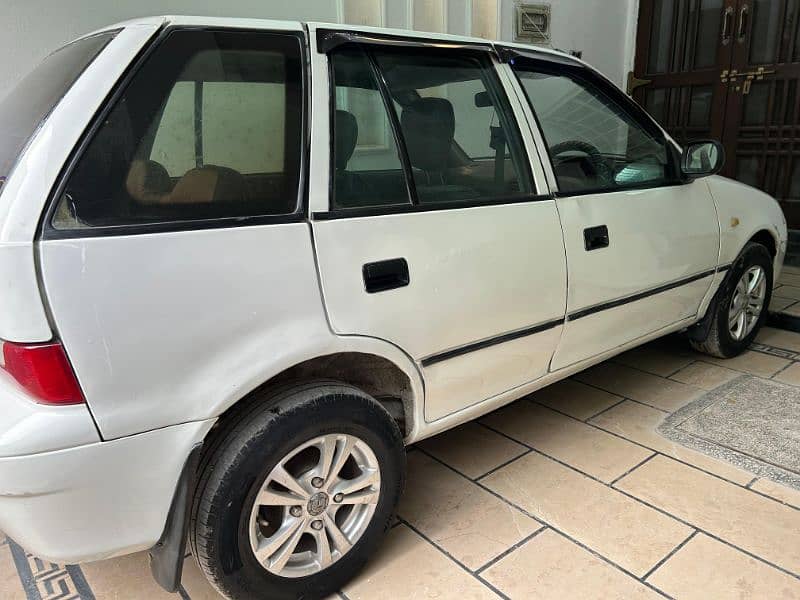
left=125, top=159, right=172, bottom=205
left=335, top=109, right=359, bottom=171
left=400, top=97, right=455, bottom=173
left=170, top=165, right=245, bottom=204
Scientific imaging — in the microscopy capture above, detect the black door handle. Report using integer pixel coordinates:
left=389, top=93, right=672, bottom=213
left=584, top=225, right=610, bottom=251
left=363, top=258, right=410, bottom=293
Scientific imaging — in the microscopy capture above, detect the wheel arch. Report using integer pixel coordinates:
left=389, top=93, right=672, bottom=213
left=207, top=337, right=425, bottom=445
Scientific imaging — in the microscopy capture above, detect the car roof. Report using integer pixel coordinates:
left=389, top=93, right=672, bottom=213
left=84, top=15, right=584, bottom=68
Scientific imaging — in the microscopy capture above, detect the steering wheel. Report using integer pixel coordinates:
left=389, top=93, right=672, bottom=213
left=550, top=140, right=615, bottom=186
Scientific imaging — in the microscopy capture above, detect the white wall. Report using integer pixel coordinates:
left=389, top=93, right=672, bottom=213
left=0, top=0, right=637, bottom=100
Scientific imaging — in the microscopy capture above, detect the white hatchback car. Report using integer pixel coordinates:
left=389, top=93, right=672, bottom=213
left=0, top=15, right=788, bottom=600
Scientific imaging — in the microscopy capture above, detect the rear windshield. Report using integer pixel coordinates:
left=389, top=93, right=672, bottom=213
left=0, top=31, right=116, bottom=191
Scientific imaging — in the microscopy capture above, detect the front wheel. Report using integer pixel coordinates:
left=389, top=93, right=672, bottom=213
left=189, top=382, right=405, bottom=600
left=690, top=242, right=773, bottom=358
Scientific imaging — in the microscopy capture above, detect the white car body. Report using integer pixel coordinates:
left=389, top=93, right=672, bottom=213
left=0, top=15, right=787, bottom=568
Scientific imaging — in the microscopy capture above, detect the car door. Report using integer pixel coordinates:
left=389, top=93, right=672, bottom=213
left=508, top=55, right=721, bottom=370
left=309, top=35, right=567, bottom=422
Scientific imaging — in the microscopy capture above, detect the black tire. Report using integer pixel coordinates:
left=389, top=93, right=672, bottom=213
left=189, top=381, right=405, bottom=600
left=690, top=242, right=773, bottom=358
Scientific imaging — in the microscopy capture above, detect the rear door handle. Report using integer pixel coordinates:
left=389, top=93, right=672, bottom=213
left=584, top=225, right=610, bottom=251
left=363, top=258, right=410, bottom=293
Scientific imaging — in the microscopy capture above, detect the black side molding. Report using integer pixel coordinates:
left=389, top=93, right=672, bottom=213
left=568, top=269, right=718, bottom=321
left=149, top=443, right=203, bottom=593
left=421, top=318, right=565, bottom=367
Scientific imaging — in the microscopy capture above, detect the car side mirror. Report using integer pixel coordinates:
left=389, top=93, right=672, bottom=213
left=474, top=91, right=492, bottom=107
left=681, top=140, right=725, bottom=180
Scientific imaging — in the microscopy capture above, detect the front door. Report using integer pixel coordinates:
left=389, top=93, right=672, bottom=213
left=510, top=57, right=720, bottom=370
left=311, top=41, right=567, bottom=423
left=632, top=0, right=800, bottom=229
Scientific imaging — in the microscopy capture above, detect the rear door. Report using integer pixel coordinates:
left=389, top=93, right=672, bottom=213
left=310, top=35, right=567, bottom=422
left=509, top=56, right=721, bottom=370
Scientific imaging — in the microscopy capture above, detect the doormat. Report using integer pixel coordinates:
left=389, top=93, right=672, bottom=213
left=659, top=375, right=800, bottom=490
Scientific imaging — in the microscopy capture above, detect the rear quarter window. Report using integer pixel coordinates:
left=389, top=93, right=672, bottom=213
left=0, top=31, right=116, bottom=195
left=51, top=29, right=305, bottom=231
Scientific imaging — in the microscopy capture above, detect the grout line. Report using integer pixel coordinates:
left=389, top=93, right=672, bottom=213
left=527, top=398, right=800, bottom=509
left=640, top=530, right=699, bottom=582
left=397, top=518, right=511, bottom=600
left=416, top=447, right=671, bottom=596
left=474, top=526, right=548, bottom=575
left=746, top=477, right=759, bottom=489
left=571, top=377, right=672, bottom=414
left=414, top=447, right=546, bottom=527
left=609, top=452, right=659, bottom=487
left=474, top=422, right=800, bottom=581
left=475, top=448, right=533, bottom=481
left=582, top=396, right=628, bottom=421
left=771, top=361, right=797, bottom=379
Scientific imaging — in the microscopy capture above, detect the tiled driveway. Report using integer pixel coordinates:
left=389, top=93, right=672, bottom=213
left=2, top=327, right=800, bottom=599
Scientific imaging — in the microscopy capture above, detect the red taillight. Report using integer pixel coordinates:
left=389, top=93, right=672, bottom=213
left=1, top=341, right=85, bottom=405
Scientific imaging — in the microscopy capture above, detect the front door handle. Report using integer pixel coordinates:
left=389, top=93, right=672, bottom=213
left=584, top=225, right=610, bottom=251
left=363, top=258, right=410, bottom=293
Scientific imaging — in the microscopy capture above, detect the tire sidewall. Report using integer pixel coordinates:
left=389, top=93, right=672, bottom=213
left=714, top=243, right=773, bottom=356
left=196, top=387, right=404, bottom=600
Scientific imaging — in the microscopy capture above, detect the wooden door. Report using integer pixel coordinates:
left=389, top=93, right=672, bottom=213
left=632, top=0, right=733, bottom=144
left=632, top=0, right=800, bottom=229
left=723, top=0, right=800, bottom=229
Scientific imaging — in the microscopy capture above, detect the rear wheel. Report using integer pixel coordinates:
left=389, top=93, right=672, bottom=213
left=190, top=382, right=405, bottom=600
left=690, top=242, right=773, bottom=358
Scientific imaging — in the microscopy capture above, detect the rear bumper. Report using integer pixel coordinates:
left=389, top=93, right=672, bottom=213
left=0, top=419, right=214, bottom=563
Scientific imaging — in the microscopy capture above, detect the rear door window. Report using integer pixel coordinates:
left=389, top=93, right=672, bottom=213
left=330, top=45, right=533, bottom=211
left=0, top=31, right=115, bottom=193
left=51, top=29, right=304, bottom=230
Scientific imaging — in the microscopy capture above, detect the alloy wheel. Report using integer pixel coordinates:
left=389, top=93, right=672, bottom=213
left=248, top=434, right=381, bottom=578
left=728, top=265, right=767, bottom=341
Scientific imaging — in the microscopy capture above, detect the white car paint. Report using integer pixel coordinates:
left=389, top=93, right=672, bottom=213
left=0, top=15, right=787, bottom=568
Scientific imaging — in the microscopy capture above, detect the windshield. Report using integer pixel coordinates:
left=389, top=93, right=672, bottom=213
left=0, top=31, right=116, bottom=193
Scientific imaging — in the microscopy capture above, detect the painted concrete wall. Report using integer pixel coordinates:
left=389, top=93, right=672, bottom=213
left=0, top=0, right=638, bottom=100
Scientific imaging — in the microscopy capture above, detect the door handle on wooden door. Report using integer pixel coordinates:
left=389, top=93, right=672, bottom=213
left=737, top=4, right=749, bottom=43
left=721, top=6, right=734, bottom=45
left=584, top=225, right=610, bottom=251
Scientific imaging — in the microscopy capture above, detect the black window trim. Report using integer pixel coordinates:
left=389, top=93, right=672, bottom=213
left=38, top=24, right=311, bottom=241
left=504, top=51, right=686, bottom=200
left=319, top=41, right=544, bottom=220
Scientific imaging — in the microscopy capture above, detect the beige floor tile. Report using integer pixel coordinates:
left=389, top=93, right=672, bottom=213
left=780, top=272, right=800, bottom=287
left=771, top=285, right=800, bottom=300
left=482, top=452, right=692, bottom=576
left=481, top=529, right=660, bottom=600
left=399, top=452, right=541, bottom=570
left=613, top=344, right=695, bottom=377
left=699, top=351, right=791, bottom=377
left=757, top=326, right=800, bottom=351
left=616, top=455, right=800, bottom=574
left=647, top=533, right=800, bottom=599
left=81, top=552, right=176, bottom=599
left=774, top=362, right=800, bottom=386
left=750, top=478, right=800, bottom=509
left=343, top=525, right=499, bottom=599
left=530, top=379, right=623, bottom=421
left=784, top=303, right=800, bottom=317
left=482, top=403, right=653, bottom=483
left=574, top=363, right=705, bottom=412
left=589, top=400, right=753, bottom=485
left=669, top=361, right=740, bottom=390
left=0, top=542, right=26, bottom=600
left=419, top=422, right=527, bottom=479
left=181, top=557, right=223, bottom=599
left=783, top=265, right=800, bottom=276
left=771, top=296, right=798, bottom=312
